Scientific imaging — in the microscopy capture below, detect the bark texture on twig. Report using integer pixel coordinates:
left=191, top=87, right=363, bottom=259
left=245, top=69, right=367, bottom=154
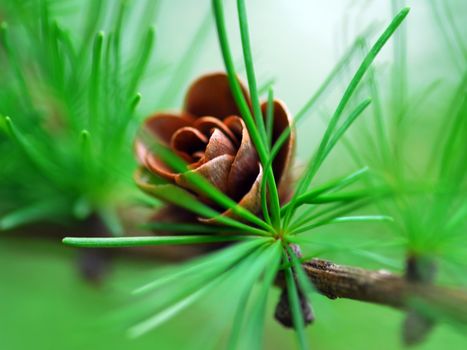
left=278, top=258, right=467, bottom=322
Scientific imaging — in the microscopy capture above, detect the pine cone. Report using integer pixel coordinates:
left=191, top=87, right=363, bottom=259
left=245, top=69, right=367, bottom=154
left=135, top=72, right=294, bottom=221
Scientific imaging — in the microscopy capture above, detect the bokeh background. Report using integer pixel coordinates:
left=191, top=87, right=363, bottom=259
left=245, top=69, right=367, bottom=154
left=1, top=0, right=466, bottom=349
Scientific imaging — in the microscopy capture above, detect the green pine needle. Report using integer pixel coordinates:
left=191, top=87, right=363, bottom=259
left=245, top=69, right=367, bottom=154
left=283, top=7, right=410, bottom=227
left=227, top=241, right=281, bottom=350
left=284, top=261, right=308, bottom=350
left=62, top=235, right=252, bottom=248
left=132, top=238, right=267, bottom=295
left=212, top=0, right=282, bottom=229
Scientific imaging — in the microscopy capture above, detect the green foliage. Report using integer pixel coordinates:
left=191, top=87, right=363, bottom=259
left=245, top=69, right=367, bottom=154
left=338, top=0, right=466, bottom=281
left=0, top=0, right=158, bottom=231
left=61, top=1, right=423, bottom=347
left=316, top=0, right=467, bottom=329
left=1, top=0, right=464, bottom=348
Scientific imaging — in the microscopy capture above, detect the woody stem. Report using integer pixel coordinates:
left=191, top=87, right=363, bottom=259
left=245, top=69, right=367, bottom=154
left=277, top=258, right=467, bottom=321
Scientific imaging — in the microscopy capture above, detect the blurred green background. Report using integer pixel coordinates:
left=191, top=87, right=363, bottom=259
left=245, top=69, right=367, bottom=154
left=0, top=238, right=466, bottom=350
left=1, top=0, right=466, bottom=349
left=1, top=238, right=465, bottom=349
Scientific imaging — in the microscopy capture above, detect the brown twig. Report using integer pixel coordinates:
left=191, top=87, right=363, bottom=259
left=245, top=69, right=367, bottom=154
left=290, top=258, right=467, bottom=323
